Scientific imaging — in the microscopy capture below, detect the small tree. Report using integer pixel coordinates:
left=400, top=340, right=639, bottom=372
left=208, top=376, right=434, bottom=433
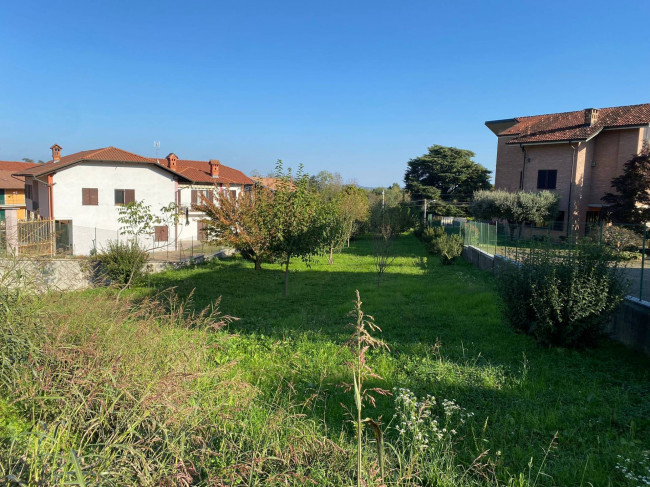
left=195, top=185, right=274, bottom=270
left=267, top=161, right=328, bottom=295
left=101, top=201, right=180, bottom=293
left=602, top=151, right=650, bottom=224
left=338, top=186, right=370, bottom=247
left=322, top=199, right=347, bottom=265
left=373, top=224, right=396, bottom=286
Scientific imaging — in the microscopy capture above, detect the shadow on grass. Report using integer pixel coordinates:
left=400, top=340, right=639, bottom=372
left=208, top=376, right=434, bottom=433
left=138, top=234, right=650, bottom=486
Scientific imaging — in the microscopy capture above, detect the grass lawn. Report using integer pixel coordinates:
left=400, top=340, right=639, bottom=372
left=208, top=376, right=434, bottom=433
left=2, top=233, right=649, bottom=486
left=142, top=233, right=650, bottom=486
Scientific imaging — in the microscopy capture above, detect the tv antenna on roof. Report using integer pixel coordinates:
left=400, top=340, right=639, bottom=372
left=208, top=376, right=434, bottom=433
left=154, top=141, right=160, bottom=159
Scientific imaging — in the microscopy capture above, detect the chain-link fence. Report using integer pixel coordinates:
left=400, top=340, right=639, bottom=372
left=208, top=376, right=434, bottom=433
left=435, top=219, right=648, bottom=302
left=1, top=221, right=222, bottom=262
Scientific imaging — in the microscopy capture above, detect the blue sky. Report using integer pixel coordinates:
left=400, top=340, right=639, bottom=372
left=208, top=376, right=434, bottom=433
left=1, top=1, right=649, bottom=186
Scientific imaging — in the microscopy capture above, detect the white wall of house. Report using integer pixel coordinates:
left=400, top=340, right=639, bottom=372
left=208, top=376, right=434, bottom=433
left=51, top=162, right=179, bottom=255
left=24, top=176, right=52, bottom=217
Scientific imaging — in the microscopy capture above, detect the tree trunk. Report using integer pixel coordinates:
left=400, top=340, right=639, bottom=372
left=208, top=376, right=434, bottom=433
left=254, top=258, right=262, bottom=271
left=284, top=258, right=290, bottom=296
left=328, top=245, right=334, bottom=265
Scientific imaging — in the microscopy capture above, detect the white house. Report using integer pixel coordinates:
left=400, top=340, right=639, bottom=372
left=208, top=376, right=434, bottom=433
left=14, top=145, right=254, bottom=255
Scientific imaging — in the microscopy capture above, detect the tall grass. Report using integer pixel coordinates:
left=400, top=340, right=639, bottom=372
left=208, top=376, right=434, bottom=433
left=0, top=289, right=353, bottom=485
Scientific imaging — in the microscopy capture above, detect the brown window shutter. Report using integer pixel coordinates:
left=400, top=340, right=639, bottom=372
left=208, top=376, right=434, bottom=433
left=191, top=190, right=198, bottom=205
left=82, top=188, right=99, bottom=205
left=230, top=189, right=237, bottom=200
left=208, top=190, right=214, bottom=203
left=154, top=225, right=168, bottom=242
left=197, top=221, right=207, bottom=241
left=125, top=189, right=135, bottom=204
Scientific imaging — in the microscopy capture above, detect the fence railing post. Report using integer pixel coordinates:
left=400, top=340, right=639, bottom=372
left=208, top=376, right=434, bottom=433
left=640, top=223, right=647, bottom=301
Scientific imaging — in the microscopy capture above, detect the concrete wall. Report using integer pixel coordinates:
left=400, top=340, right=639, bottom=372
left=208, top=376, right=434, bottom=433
left=461, top=245, right=650, bottom=356
left=605, top=297, right=650, bottom=356
left=0, top=257, right=94, bottom=292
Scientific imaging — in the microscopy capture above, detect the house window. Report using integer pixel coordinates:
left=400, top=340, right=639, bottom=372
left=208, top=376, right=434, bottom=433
left=154, top=225, right=169, bottom=242
left=229, top=189, right=237, bottom=200
left=82, top=188, right=98, bottom=206
left=25, top=184, right=32, bottom=200
left=115, top=189, right=135, bottom=206
left=191, top=189, right=213, bottom=206
left=537, top=170, right=557, bottom=190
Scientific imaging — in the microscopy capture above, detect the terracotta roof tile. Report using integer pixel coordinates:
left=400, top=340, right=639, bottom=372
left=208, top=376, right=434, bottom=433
left=11, top=146, right=253, bottom=186
left=493, top=103, right=650, bottom=145
left=252, top=176, right=295, bottom=191
left=154, top=159, right=254, bottom=185
left=14, top=147, right=157, bottom=177
left=0, top=161, right=38, bottom=190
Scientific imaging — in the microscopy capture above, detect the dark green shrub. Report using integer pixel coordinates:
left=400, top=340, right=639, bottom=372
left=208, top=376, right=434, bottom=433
left=496, top=243, right=626, bottom=347
left=368, top=203, right=416, bottom=234
left=422, top=226, right=445, bottom=244
left=601, top=225, right=643, bottom=252
left=434, top=233, right=463, bottom=265
left=95, top=240, right=148, bottom=287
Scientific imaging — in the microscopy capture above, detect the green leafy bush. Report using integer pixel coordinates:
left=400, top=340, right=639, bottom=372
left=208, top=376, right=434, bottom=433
left=601, top=225, right=643, bottom=252
left=434, top=233, right=463, bottom=265
left=422, top=226, right=445, bottom=244
left=496, top=243, right=626, bottom=347
left=95, top=240, right=148, bottom=286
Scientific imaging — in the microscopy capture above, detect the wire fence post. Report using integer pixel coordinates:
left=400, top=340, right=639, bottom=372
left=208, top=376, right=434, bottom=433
left=599, top=219, right=604, bottom=246
left=515, top=225, right=519, bottom=262
left=640, top=223, right=647, bottom=301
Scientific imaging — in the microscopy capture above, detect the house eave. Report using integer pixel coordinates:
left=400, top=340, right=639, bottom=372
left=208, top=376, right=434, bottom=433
left=506, top=139, right=587, bottom=147
left=485, top=118, right=519, bottom=136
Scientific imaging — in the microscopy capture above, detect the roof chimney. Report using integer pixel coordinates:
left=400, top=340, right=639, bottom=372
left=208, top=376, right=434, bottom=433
left=209, top=159, right=220, bottom=178
left=50, top=144, right=62, bottom=162
left=166, top=153, right=178, bottom=170
left=584, top=108, right=599, bottom=126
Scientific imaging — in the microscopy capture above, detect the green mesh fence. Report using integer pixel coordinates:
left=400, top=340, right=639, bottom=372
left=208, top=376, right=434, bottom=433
left=437, top=219, right=648, bottom=302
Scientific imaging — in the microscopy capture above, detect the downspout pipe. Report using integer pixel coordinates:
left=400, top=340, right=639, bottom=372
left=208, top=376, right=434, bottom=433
left=567, top=141, right=578, bottom=238
left=47, top=175, right=54, bottom=219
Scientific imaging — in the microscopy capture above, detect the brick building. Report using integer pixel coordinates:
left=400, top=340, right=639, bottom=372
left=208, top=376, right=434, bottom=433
left=486, top=103, right=650, bottom=234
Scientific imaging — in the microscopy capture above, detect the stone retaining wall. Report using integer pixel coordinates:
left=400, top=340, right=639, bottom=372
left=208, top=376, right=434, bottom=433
left=1, top=248, right=237, bottom=292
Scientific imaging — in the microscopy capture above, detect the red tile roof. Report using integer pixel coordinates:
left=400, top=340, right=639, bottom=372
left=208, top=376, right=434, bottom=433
left=14, top=147, right=162, bottom=177
left=252, top=176, right=290, bottom=191
left=155, top=159, right=254, bottom=185
left=490, top=103, right=650, bottom=145
left=12, top=146, right=254, bottom=186
left=0, top=161, right=38, bottom=190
